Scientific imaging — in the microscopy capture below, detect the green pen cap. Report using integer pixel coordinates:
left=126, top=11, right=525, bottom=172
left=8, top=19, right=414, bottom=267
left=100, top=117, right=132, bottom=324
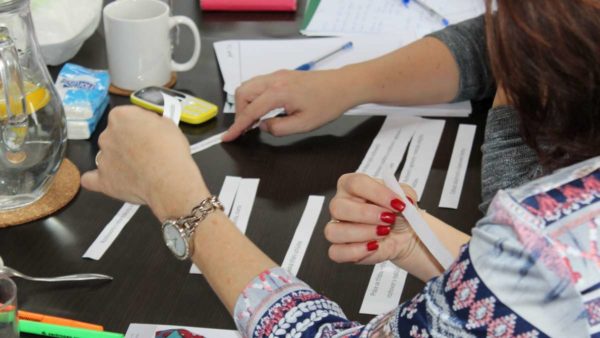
left=19, top=319, right=125, bottom=338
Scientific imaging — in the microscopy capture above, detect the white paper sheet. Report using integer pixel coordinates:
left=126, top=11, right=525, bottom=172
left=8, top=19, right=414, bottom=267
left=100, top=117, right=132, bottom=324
left=302, top=0, right=484, bottom=38
left=191, top=178, right=259, bottom=274
left=439, top=124, right=476, bottom=209
left=360, top=261, right=407, bottom=315
left=214, top=38, right=471, bottom=118
left=214, top=38, right=241, bottom=96
left=215, top=37, right=404, bottom=95
left=384, top=172, right=453, bottom=269
left=399, top=119, right=445, bottom=200
left=357, top=116, right=421, bottom=178
left=83, top=203, right=140, bottom=260
left=126, top=323, right=240, bottom=338
left=281, top=195, right=325, bottom=276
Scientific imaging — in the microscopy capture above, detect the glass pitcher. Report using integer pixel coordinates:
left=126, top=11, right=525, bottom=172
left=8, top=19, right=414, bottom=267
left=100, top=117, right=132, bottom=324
left=0, top=0, right=66, bottom=211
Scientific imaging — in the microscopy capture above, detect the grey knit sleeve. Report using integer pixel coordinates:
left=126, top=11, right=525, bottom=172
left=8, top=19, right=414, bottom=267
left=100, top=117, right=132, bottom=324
left=426, top=15, right=496, bottom=102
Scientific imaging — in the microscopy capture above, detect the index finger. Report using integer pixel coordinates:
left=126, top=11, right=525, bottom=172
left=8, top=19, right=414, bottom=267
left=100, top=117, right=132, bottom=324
left=223, top=91, right=284, bottom=142
left=337, top=173, right=412, bottom=213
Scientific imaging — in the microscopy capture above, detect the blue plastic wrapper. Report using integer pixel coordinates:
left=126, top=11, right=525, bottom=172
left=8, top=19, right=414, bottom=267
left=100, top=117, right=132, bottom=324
left=66, top=95, right=109, bottom=140
left=55, top=63, right=109, bottom=120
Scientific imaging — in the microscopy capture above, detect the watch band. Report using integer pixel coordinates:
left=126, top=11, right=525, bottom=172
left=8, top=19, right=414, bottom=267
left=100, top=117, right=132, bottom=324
left=176, top=195, right=224, bottom=234
left=164, top=195, right=224, bottom=259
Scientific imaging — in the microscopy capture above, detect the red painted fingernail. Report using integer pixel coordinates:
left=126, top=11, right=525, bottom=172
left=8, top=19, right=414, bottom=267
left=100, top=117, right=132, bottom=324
left=391, top=198, right=406, bottom=212
left=367, top=241, right=379, bottom=251
left=407, top=196, right=415, bottom=205
left=376, top=225, right=391, bottom=236
left=380, top=212, right=396, bottom=224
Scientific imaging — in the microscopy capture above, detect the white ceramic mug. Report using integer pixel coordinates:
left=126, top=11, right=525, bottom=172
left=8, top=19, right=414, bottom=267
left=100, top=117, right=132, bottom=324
left=103, top=0, right=200, bottom=90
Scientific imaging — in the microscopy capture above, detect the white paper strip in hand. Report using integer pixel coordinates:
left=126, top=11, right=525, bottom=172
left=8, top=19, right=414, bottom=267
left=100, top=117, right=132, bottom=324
left=161, top=93, right=182, bottom=125
left=383, top=172, right=453, bottom=269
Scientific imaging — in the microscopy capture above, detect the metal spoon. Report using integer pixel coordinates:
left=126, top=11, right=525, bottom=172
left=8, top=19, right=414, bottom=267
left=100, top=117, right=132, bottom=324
left=0, top=255, right=113, bottom=282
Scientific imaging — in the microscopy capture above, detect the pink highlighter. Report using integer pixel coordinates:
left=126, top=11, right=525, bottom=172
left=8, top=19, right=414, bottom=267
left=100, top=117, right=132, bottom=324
left=200, top=0, right=297, bottom=12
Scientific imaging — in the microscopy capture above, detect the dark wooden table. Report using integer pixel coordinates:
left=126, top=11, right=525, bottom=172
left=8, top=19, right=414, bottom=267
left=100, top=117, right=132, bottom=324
left=1, top=0, right=490, bottom=335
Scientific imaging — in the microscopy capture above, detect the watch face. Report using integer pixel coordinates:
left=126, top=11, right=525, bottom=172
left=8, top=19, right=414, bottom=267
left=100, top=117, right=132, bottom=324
left=162, top=222, right=187, bottom=259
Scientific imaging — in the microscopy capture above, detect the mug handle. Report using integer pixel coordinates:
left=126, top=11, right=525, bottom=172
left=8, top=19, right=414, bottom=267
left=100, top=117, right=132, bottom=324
left=169, top=16, right=201, bottom=72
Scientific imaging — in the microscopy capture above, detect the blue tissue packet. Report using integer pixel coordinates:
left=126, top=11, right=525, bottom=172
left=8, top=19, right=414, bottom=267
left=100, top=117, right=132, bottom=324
left=55, top=63, right=110, bottom=120
left=66, top=95, right=109, bottom=140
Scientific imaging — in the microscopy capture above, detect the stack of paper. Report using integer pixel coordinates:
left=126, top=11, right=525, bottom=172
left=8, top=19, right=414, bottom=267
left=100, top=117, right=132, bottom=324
left=214, top=37, right=471, bottom=117
left=301, top=0, right=485, bottom=39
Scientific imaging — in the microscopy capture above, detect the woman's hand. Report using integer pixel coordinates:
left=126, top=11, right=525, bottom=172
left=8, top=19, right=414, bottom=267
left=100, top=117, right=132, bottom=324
left=81, top=106, right=209, bottom=221
left=325, top=173, right=421, bottom=266
left=222, top=69, right=359, bottom=141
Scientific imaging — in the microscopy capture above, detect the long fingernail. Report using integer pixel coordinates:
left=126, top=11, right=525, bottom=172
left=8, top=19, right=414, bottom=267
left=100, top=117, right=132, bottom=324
left=407, top=196, right=415, bottom=205
left=367, top=241, right=379, bottom=251
left=376, top=225, right=391, bottom=236
left=391, top=198, right=406, bottom=212
left=380, top=212, right=396, bottom=224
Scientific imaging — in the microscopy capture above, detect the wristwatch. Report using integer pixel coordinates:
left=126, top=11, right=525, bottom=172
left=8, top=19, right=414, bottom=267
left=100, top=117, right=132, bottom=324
left=161, top=195, right=224, bottom=260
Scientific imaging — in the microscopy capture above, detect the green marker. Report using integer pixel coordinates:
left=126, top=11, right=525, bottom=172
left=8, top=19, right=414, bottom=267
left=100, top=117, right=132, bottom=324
left=19, top=319, right=125, bottom=338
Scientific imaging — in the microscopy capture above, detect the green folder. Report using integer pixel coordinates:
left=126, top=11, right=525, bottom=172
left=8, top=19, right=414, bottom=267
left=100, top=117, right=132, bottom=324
left=300, top=0, right=322, bottom=31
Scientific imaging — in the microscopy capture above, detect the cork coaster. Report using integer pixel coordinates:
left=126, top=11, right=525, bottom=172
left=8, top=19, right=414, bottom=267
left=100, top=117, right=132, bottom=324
left=0, top=159, right=80, bottom=228
left=108, top=72, right=178, bottom=96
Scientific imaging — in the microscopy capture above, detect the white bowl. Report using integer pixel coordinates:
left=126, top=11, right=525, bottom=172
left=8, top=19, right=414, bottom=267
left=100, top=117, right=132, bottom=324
left=31, top=0, right=102, bottom=66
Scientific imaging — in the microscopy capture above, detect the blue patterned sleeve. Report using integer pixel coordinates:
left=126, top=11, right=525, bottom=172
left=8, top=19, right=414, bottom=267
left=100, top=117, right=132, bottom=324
left=233, top=267, right=364, bottom=337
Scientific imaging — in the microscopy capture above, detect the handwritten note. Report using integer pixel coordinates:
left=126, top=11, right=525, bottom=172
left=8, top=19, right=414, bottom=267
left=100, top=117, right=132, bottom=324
left=302, top=0, right=484, bottom=38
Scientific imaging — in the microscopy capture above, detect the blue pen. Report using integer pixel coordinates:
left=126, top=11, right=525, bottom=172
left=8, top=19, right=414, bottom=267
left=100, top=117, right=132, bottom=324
left=402, top=0, right=449, bottom=27
left=295, top=41, right=353, bottom=71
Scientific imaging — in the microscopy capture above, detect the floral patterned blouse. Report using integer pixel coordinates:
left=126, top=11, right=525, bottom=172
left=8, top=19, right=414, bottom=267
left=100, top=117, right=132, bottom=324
left=233, top=156, right=600, bottom=337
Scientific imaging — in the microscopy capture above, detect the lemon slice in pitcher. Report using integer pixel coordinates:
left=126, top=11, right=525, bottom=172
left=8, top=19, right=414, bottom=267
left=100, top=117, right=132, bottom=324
left=0, top=81, right=51, bottom=119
